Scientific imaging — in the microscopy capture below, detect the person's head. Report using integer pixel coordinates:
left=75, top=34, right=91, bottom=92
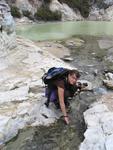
left=67, top=69, right=80, bottom=85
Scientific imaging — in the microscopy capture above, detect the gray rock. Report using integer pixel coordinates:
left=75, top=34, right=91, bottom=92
left=98, top=40, right=113, bottom=49
left=105, top=134, right=113, bottom=150
left=13, top=0, right=42, bottom=16
left=61, top=55, right=73, bottom=62
left=105, top=72, right=113, bottom=80
left=0, top=0, right=15, bottom=34
left=79, top=102, right=113, bottom=150
left=0, top=0, right=16, bottom=52
left=49, top=0, right=82, bottom=21
left=104, top=0, right=113, bottom=6
left=103, top=80, right=113, bottom=89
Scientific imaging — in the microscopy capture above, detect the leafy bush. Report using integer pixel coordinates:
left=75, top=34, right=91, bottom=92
left=34, top=6, right=61, bottom=21
left=22, top=10, right=31, bottom=18
left=43, top=0, right=52, bottom=3
left=11, top=6, right=21, bottom=18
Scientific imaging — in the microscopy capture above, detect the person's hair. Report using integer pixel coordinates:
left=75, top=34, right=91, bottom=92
left=68, top=69, right=80, bottom=78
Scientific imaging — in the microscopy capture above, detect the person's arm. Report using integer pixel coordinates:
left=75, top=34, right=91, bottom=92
left=57, top=86, right=69, bottom=124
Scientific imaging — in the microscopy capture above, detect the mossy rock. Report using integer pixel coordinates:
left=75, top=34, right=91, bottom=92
left=34, top=6, right=61, bottom=21
left=11, top=6, right=21, bottom=18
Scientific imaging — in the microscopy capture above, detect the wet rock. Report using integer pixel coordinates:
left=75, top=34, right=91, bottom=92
left=105, top=72, right=113, bottom=80
left=65, top=38, right=85, bottom=49
left=78, top=80, right=93, bottom=91
left=105, top=134, right=113, bottom=150
left=93, top=69, right=98, bottom=76
left=108, top=47, right=113, bottom=54
left=93, top=87, right=107, bottom=95
left=98, top=40, right=113, bottom=49
left=103, top=80, right=113, bottom=89
left=105, top=47, right=113, bottom=62
left=61, top=55, right=73, bottom=62
left=35, top=41, right=70, bottom=59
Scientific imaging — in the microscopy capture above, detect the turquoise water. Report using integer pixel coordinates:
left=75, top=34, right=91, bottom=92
left=16, top=21, right=113, bottom=41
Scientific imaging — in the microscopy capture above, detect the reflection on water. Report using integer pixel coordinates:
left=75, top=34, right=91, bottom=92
left=16, top=21, right=113, bottom=41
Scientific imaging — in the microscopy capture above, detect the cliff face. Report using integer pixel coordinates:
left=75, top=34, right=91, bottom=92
left=0, top=0, right=16, bottom=56
left=5, top=0, right=113, bottom=21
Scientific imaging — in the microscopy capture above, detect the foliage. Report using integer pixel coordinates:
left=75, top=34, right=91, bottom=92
left=43, top=0, right=52, bottom=3
left=22, top=10, right=31, bottom=18
left=34, top=6, right=61, bottom=21
left=11, top=6, right=21, bottom=18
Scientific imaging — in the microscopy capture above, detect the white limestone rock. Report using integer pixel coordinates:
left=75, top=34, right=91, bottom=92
left=0, top=0, right=16, bottom=52
left=105, top=5, right=113, bottom=21
left=80, top=94, right=113, bottom=150
left=0, top=86, right=29, bottom=104
left=50, top=0, right=82, bottom=21
left=15, top=0, right=42, bottom=16
left=100, top=112, right=113, bottom=135
left=80, top=127, right=106, bottom=150
left=105, top=134, right=113, bottom=150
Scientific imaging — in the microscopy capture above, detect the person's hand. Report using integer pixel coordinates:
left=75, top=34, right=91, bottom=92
left=64, top=116, right=69, bottom=125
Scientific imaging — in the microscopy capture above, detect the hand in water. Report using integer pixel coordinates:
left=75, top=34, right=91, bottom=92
left=64, top=116, right=69, bottom=125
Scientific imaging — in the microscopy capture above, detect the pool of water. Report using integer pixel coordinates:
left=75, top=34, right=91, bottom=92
left=16, top=21, right=113, bottom=41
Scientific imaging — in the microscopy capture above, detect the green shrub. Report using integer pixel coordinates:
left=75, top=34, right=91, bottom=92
left=43, top=0, right=52, bottom=3
left=34, top=6, right=61, bottom=21
left=11, top=6, right=21, bottom=18
left=22, top=10, right=31, bottom=18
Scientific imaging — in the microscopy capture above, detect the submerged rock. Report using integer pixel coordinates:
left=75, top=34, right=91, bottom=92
left=98, top=39, right=113, bottom=49
left=65, top=38, right=85, bottom=49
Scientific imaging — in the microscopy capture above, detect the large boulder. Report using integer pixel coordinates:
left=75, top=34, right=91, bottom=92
left=49, top=0, right=82, bottom=21
left=0, top=0, right=16, bottom=54
left=9, top=0, right=42, bottom=16
left=79, top=100, right=113, bottom=150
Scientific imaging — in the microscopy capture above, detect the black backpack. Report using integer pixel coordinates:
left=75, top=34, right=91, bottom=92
left=42, top=67, right=70, bottom=85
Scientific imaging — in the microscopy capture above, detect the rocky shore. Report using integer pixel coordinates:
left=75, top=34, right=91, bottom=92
left=1, top=1, right=113, bottom=149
